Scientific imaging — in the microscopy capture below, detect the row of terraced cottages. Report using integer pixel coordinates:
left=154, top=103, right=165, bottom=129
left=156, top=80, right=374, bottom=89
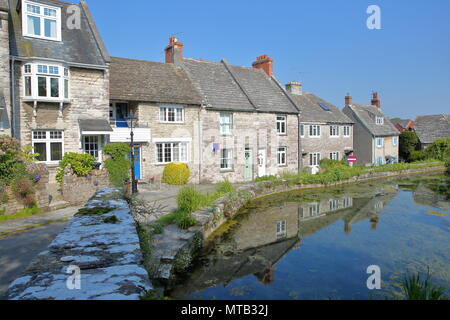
left=0, top=0, right=399, bottom=184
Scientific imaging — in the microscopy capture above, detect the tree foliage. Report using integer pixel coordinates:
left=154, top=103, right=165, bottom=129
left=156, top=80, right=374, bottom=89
left=103, top=143, right=131, bottom=187
left=399, top=131, right=421, bottom=162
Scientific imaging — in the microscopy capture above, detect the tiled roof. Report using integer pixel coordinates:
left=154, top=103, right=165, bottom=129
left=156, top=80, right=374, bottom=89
left=78, top=119, right=113, bottom=132
left=290, top=92, right=353, bottom=124
left=8, top=0, right=109, bottom=66
left=415, top=114, right=450, bottom=144
left=391, top=119, right=412, bottom=129
left=110, top=57, right=203, bottom=105
left=345, top=104, right=399, bottom=136
left=182, top=59, right=299, bottom=114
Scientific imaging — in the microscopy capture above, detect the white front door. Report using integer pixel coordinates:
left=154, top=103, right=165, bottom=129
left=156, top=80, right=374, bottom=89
left=258, top=149, right=266, bottom=177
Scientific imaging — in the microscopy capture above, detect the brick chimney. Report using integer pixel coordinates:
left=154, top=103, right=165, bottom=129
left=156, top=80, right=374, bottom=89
left=285, top=82, right=302, bottom=95
left=371, top=92, right=381, bottom=108
left=252, top=54, right=273, bottom=77
left=345, top=94, right=353, bottom=106
left=165, top=36, right=183, bottom=64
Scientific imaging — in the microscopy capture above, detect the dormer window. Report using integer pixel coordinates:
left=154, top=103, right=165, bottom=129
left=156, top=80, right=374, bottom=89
left=23, top=63, right=70, bottom=101
left=22, top=0, right=62, bottom=41
left=376, top=116, right=384, bottom=125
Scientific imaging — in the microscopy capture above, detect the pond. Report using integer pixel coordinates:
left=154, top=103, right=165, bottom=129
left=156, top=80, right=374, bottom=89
left=168, top=174, right=450, bottom=300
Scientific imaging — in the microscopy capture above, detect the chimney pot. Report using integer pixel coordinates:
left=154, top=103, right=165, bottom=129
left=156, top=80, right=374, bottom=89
left=371, top=92, right=381, bottom=108
left=252, top=54, right=273, bottom=77
left=165, top=36, right=183, bottom=64
left=286, top=82, right=302, bottom=95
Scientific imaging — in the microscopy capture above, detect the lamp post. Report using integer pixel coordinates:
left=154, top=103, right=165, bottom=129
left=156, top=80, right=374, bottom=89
left=128, top=112, right=138, bottom=194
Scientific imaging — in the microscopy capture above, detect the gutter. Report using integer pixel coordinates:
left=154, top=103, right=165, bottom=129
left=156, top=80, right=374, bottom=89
left=10, top=56, right=16, bottom=138
left=12, top=56, right=109, bottom=70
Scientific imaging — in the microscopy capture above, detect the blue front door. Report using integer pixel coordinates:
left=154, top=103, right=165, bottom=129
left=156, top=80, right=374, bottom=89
left=131, top=146, right=141, bottom=180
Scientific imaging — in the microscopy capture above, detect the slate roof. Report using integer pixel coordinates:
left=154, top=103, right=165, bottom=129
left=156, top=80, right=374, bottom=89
left=110, top=57, right=203, bottom=105
left=8, top=0, right=109, bottom=66
left=289, top=92, right=353, bottom=124
left=182, top=58, right=300, bottom=114
left=391, top=119, right=413, bottom=129
left=345, top=104, right=399, bottom=136
left=415, top=114, right=450, bottom=144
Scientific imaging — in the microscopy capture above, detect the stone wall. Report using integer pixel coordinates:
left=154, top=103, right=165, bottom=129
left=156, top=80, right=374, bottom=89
left=5, top=188, right=152, bottom=300
left=200, top=110, right=299, bottom=183
left=0, top=9, right=11, bottom=136
left=300, top=123, right=353, bottom=168
left=61, top=169, right=110, bottom=206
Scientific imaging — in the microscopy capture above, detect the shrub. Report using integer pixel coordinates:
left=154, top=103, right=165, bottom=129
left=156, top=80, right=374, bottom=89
left=410, top=150, right=427, bottom=162
left=401, top=269, right=448, bottom=300
left=0, top=136, right=22, bottom=184
left=56, top=153, right=96, bottom=184
left=163, top=162, right=190, bottom=185
left=176, top=211, right=198, bottom=230
left=320, top=158, right=348, bottom=170
left=103, top=143, right=132, bottom=187
left=255, top=175, right=278, bottom=182
left=177, top=187, right=204, bottom=213
left=399, top=131, right=421, bottom=162
left=425, top=138, right=450, bottom=161
left=216, top=180, right=234, bottom=195
left=11, top=178, right=36, bottom=207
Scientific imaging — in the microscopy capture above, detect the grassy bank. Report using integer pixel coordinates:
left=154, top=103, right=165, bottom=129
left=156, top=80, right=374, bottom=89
left=0, top=205, right=42, bottom=223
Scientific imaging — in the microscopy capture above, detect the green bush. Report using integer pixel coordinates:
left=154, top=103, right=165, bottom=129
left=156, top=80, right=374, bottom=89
left=425, top=138, right=450, bottom=161
left=410, top=150, right=427, bottom=162
left=399, top=131, right=421, bottom=162
left=216, top=180, right=234, bottom=196
left=11, top=177, right=36, bottom=207
left=401, top=269, right=448, bottom=300
left=320, top=158, right=348, bottom=170
left=176, top=211, right=198, bottom=230
left=177, top=187, right=209, bottom=213
left=103, top=143, right=132, bottom=187
left=255, top=175, right=278, bottom=182
left=0, top=135, right=22, bottom=184
left=56, top=152, right=96, bottom=184
left=162, top=162, right=190, bottom=185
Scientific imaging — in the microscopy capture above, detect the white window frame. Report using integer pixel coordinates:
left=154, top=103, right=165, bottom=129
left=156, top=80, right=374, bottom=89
left=220, top=148, right=233, bottom=171
left=83, top=135, right=103, bottom=161
left=276, top=115, right=287, bottom=135
left=23, top=63, right=69, bottom=101
left=376, top=138, right=384, bottom=148
left=310, top=152, right=321, bottom=166
left=22, top=0, right=62, bottom=41
left=277, top=147, right=287, bottom=166
left=330, top=125, right=340, bottom=137
left=329, top=152, right=340, bottom=161
left=392, top=136, right=398, bottom=146
left=343, top=126, right=351, bottom=137
left=32, top=130, right=64, bottom=164
left=329, top=199, right=339, bottom=211
left=309, top=125, right=321, bottom=138
left=156, top=142, right=189, bottom=164
left=300, top=124, right=305, bottom=137
left=159, top=106, right=185, bottom=123
left=376, top=116, right=384, bottom=125
left=309, top=203, right=320, bottom=217
left=219, top=112, right=233, bottom=135
left=276, top=220, right=287, bottom=238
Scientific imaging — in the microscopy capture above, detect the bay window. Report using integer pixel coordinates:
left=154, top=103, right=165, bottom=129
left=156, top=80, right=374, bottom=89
left=22, top=1, right=61, bottom=41
left=156, top=142, right=188, bottom=164
left=32, top=130, right=64, bottom=163
left=23, top=63, right=69, bottom=100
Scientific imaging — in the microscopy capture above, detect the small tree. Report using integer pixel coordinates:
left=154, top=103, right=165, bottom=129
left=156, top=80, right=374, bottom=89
left=399, top=131, right=420, bottom=162
left=103, top=143, right=131, bottom=187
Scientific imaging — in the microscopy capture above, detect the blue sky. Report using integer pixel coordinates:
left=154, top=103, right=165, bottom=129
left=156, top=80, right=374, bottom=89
left=87, top=0, right=450, bottom=119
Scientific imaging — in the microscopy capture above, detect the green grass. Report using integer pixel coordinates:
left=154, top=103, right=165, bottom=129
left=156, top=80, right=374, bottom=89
left=401, top=269, right=449, bottom=300
left=0, top=205, right=42, bottom=223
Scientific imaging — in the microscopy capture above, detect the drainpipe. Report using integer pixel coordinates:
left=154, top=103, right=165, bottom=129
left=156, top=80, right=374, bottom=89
left=10, top=56, right=16, bottom=139
left=198, top=107, right=203, bottom=184
left=297, top=113, right=302, bottom=172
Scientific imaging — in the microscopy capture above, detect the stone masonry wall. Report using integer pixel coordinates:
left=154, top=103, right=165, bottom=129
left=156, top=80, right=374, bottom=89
left=61, top=169, right=110, bottom=206
left=14, top=64, right=110, bottom=154
left=300, top=122, right=353, bottom=168
left=200, top=110, right=299, bottom=183
left=136, top=103, right=200, bottom=183
left=0, top=10, right=11, bottom=136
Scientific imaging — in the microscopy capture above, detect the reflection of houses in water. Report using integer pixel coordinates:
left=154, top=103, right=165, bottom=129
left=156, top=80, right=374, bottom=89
left=413, top=183, right=450, bottom=211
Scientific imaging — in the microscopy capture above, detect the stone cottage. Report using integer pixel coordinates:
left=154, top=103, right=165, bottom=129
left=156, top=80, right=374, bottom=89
left=285, top=82, right=354, bottom=171
left=3, top=0, right=111, bottom=170
left=414, top=114, right=450, bottom=149
left=343, top=93, right=399, bottom=166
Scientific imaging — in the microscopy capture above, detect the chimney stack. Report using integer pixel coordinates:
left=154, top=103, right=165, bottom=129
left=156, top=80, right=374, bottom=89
left=252, top=54, right=273, bottom=77
left=345, top=94, right=353, bottom=106
left=371, top=92, right=381, bottom=108
left=285, top=82, right=302, bottom=95
left=165, top=36, right=183, bottom=64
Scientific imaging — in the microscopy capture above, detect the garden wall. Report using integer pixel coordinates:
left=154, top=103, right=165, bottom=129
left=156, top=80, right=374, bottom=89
left=61, top=169, right=110, bottom=206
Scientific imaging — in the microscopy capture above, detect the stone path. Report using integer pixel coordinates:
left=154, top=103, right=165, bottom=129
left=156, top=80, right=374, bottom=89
left=0, top=206, right=81, bottom=238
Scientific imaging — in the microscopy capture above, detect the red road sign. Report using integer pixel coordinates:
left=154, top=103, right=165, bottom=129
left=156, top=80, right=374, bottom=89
left=347, top=156, right=357, bottom=162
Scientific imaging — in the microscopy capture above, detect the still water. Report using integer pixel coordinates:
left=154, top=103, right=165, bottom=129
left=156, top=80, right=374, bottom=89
left=169, top=174, right=450, bottom=300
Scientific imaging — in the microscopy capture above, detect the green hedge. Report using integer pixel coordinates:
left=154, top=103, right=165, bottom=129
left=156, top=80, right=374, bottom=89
left=103, top=143, right=132, bottom=188
left=162, top=163, right=190, bottom=185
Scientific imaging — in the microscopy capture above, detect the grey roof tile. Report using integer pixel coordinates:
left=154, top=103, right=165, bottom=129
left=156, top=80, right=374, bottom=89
left=415, top=114, right=450, bottom=144
left=8, top=0, right=108, bottom=66
left=290, top=92, right=353, bottom=124
left=79, top=119, right=113, bottom=132
left=110, top=57, right=203, bottom=105
left=346, top=104, right=399, bottom=136
left=390, top=119, right=412, bottom=129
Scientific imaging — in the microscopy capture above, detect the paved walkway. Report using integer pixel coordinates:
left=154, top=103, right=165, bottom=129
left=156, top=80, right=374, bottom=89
left=0, top=206, right=81, bottom=238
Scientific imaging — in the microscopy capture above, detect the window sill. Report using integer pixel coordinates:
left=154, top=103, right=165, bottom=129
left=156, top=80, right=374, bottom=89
left=23, top=34, right=62, bottom=42
left=277, top=133, right=287, bottom=136
left=159, top=121, right=185, bottom=124
left=220, top=169, right=234, bottom=173
left=23, top=97, right=70, bottom=104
